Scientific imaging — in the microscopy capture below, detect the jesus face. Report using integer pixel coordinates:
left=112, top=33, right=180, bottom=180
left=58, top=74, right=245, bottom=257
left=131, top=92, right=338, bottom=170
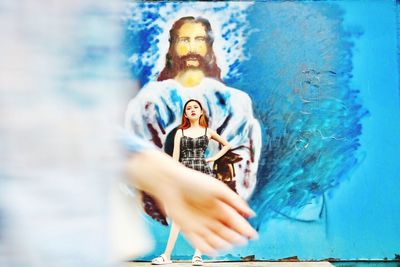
left=175, top=22, right=208, bottom=68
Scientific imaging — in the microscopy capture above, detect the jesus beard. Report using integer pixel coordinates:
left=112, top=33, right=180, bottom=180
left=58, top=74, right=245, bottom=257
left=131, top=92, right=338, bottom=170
left=175, top=53, right=208, bottom=73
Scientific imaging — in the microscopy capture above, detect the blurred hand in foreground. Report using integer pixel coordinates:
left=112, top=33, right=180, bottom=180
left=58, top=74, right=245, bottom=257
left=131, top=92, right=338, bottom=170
left=126, top=150, right=258, bottom=255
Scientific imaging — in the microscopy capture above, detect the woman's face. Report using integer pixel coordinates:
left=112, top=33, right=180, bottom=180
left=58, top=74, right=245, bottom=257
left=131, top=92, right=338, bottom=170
left=185, top=101, right=203, bottom=121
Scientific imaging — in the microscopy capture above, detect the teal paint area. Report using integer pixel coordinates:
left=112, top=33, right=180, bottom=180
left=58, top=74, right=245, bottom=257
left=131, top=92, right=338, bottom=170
left=332, top=262, right=400, bottom=267
left=242, top=0, right=400, bottom=260
left=129, top=0, right=400, bottom=261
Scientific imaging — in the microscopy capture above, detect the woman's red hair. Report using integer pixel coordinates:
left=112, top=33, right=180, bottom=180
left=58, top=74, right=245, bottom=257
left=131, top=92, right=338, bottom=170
left=179, top=99, right=208, bottom=130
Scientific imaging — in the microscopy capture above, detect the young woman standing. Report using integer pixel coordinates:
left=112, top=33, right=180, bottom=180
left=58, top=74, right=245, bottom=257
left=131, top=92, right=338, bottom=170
left=152, top=99, right=235, bottom=266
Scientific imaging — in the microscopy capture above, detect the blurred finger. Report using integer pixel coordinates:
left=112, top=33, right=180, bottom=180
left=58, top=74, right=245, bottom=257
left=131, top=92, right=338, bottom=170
left=213, top=181, right=256, bottom=218
left=199, top=226, right=234, bottom=252
left=185, top=232, right=218, bottom=257
left=215, top=200, right=258, bottom=240
left=209, top=220, right=248, bottom=246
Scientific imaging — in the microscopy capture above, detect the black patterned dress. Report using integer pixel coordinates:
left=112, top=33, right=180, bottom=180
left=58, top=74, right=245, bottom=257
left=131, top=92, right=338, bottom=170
left=180, top=128, right=214, bottom=177
left=141, top=127, right=215, bottom=226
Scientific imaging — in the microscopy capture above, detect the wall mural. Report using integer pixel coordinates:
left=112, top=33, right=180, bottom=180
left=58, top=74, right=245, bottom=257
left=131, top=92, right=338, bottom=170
left=123, top=1, right=369, bottom=259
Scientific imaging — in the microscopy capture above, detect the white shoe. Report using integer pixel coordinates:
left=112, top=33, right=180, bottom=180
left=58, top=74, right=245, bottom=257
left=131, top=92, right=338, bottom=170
left=192, top=255, right=204, bottom=266
left=151, top=254, right=172, bottom=265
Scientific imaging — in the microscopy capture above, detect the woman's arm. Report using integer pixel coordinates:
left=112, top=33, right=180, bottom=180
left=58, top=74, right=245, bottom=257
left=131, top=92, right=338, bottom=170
left=207, top=128, right=231, bottom=162
left=172, top=129, right=182, bottom=161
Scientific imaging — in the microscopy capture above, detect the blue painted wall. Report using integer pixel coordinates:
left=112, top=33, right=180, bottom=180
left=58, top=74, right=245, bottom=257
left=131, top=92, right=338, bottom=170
left=235, top=0, right=400, bottom=261
left=324, top=0, right=400, bottom=260
left=125, top=1, right=400, bottom=260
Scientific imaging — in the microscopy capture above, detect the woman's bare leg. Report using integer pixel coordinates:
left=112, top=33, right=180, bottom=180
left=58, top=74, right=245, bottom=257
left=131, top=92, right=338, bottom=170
left=162, top=220, right=180, bottom=259
left=193, top=248, right=201, bottom=257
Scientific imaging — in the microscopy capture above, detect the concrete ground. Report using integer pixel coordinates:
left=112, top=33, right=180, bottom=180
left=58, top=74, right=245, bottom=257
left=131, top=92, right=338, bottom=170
left=123, top=262, right=335, bottom=267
